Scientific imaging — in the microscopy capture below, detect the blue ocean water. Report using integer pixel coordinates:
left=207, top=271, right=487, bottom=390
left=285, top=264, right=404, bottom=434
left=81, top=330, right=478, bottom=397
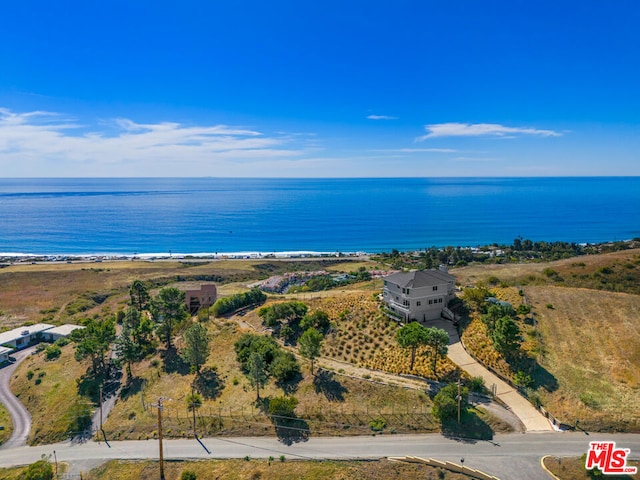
left=0, top=177, right=638, bottom=255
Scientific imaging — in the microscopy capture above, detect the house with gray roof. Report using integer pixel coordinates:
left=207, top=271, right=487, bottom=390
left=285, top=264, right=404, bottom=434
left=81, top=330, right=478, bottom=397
left=382, top=269, right=456, bottom=322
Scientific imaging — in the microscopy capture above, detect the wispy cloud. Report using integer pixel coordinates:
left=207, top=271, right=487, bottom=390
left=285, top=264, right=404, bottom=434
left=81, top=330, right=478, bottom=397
left=417, top=122, right=562, bottom=140
left=0, top=108, right=309, bottom=176
left=366, top=114, right=398, bottom=120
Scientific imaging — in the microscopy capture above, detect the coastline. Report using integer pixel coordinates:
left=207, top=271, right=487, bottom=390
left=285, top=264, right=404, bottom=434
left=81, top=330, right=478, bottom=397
left=0, top=250, right=370, bottom=263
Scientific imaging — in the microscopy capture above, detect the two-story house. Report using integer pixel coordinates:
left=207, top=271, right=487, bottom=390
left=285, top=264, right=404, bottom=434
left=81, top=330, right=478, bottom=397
left=382, top=269, right=456, bottom=322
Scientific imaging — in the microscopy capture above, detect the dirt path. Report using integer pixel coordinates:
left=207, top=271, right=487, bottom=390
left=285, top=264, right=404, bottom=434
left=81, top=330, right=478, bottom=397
left=0, top=347, right=35, bottom=448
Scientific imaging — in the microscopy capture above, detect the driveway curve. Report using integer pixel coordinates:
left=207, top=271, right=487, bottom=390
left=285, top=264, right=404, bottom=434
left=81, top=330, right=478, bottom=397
left=0, top=346, right=35, bottom=448
left=427, top=319, right=553, bottom=432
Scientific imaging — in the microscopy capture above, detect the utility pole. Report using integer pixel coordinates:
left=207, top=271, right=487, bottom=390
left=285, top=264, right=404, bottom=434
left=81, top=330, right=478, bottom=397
left=151, top=397, right=168, bottom=480
left=53, top=450, right=58, bottom=479
left=99, top=385, right=103, bottom=431
left=457, top=378, right=461, bottom=424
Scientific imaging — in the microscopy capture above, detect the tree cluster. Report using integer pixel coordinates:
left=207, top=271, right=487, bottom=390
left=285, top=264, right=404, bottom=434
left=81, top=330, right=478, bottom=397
left=258, top=301, right=308, bottom=341
left=396, top=322, right=449, bottom=375
left=234, top=333, right=300, bottom=399
left=481, top=304, right=521, bottom=358
left=210, top=288, right=266, bottom=317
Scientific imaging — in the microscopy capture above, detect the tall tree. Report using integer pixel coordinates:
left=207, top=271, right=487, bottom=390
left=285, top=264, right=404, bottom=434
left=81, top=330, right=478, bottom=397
left=186, top=391, right=202, bottom=438
left=71, top=317, right=116, bottom=376
left=492, top=316, right=521, bottom=358
left=181, top=322, right=210, bottom=375
left=129, top=280, right=150, bottom=311
left=298, top=327, right=323, bottom=376
left=152, top=287, right=188, bottom=350
left=425, top=327, right=449, bottom=376
left=248, top=352, right=269, bottom=401
left=396, top=321, right=429, bottom=371
left=115, top=323, right=139, bottom=380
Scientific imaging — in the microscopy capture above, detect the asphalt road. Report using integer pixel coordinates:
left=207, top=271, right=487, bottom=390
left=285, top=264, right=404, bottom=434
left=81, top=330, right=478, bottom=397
left=0, top=346, right=35, bottom=449
left=1, top=432, right=639, bottom=479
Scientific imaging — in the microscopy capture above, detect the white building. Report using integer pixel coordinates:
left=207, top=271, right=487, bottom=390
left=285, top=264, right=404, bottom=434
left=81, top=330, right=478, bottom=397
left=0, top=323, right=55, bottom=350
left=382, top=270, right=456, bottom=322
left=42, top=324, right=85, bottom=342
left=0, top=346, right=11, bottom=364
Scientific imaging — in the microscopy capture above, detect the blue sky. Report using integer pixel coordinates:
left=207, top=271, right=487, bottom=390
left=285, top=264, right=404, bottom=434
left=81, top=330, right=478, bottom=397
left=0, top=1, right=638, bottom=177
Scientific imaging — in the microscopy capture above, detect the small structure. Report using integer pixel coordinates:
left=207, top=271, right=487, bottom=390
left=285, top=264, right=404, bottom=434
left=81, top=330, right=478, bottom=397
left=0, top=323, right=55, bottom=350
left=185, top=284, right=217, bottom=314
left=0, top=346, right=11, bottom=364
left=42, top=324, right=85, bottom=342
left=382, top=269, right=456, bottom=322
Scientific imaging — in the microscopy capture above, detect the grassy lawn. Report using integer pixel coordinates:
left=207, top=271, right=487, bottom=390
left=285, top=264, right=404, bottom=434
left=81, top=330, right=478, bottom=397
left=543, top=456, right=639, bottom=479
left=83, top=458, right=470, bottom=480
left=526, top=286, right=640, bottom=431
left=10, top=344, right=92, bottom=445
left=0, top=402, right=12, bottom=446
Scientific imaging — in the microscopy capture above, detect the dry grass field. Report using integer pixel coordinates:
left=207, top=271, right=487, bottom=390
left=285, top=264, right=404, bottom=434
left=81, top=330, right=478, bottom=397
left=0, top=258, right=378, bottom=328
left=10, top=344, right=91, bottom=445
left=243, top=292, right=461, bottom=382
left=82, top=458, right=471, bottom=480
left=103, top=315, right=443, bottom=442
left=453, top=249, right=640, bottom=294
left=525, top=286, right=640, bottom=431
left=0, top=403, right=12, bottom=446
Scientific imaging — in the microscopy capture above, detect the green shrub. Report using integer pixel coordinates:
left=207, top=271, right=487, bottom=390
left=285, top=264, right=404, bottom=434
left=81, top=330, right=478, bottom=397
left=21, top=459, right=53, bottom=480
left=26, top=370, right=35, bottom=380
left=45, top=344, right=61, bottom=360
left=369, top=417, right=387, bottom=432
left=180, top=471, right=197, bottom=480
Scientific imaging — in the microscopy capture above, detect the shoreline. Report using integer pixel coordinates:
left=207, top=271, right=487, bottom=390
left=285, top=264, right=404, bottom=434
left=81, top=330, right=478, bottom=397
left=0, top=250, right=371, bottom=264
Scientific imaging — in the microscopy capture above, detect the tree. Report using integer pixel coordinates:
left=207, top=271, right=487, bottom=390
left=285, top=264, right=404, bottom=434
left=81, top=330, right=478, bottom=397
left=186, top=391, right=202, bottom=438
left=396, top=321, right=429, bottom=371
left=115, top=323, right=140, bottom=380
left=460, top=286, right=491, bottom=313
left=248, top=352, right=268, bottom=401
left=425, top=327, right=449, bottom=376
left=181, top=322, right=210, bottom=375
left=129, top=280, right=150, bottom=311
left=492, top=316, right=521, bottom=357
left=71, top=317, right=116, bottom=376
left=270, top=351, right=300, bottom=384
left=298, top=327, right=323, bottom=375
left=152, top=287, right=188, bottom=350
left=431, top=383, right=468, bottom=422
left=300, top=310, right=330, bottom=333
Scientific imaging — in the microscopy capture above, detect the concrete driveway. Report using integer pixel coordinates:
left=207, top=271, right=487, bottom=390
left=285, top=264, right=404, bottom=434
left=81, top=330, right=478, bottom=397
left=426, top=319, right=554, bottom=432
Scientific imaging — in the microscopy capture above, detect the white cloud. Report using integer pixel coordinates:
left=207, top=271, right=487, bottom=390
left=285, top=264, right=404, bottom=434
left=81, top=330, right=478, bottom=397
left=0, top=108, right=309, bottom=176
left=417, top=122, right=562, bottom=140
left=366, top=114, right=398, bottom=120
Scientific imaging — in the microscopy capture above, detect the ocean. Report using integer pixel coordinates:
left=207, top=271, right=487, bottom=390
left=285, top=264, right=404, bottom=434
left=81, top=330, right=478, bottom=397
left=0, top=177, right=638, bottom=256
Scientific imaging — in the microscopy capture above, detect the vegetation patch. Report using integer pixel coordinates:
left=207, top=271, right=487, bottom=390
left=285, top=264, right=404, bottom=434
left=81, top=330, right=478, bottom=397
left=10, top=344, right=93, bottom=444
left=81, top=458, right=474, bottom=480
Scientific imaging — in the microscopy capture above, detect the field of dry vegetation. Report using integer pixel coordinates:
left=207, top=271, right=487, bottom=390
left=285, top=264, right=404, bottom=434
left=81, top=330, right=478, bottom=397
left=454, top=249, right=640, bottom=432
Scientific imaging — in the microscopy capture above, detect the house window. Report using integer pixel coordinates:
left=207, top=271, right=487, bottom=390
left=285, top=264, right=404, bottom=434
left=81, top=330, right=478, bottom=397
left=406, top=289, right=410, bottom=294
left=433, top=286, right=438, bottom=291
left=429, top=300, right=433, bottom=305
left=439, top=298, right=443, bottom=303
left=416, top=301, right=421, bottom=306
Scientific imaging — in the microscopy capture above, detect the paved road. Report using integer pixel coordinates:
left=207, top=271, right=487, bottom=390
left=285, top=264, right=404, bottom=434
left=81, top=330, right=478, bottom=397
left=0, top=346, right=35, bottom=449
left=1, top=432, right=638, bottom=480
left=428, top=319, right=554, bottom=432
